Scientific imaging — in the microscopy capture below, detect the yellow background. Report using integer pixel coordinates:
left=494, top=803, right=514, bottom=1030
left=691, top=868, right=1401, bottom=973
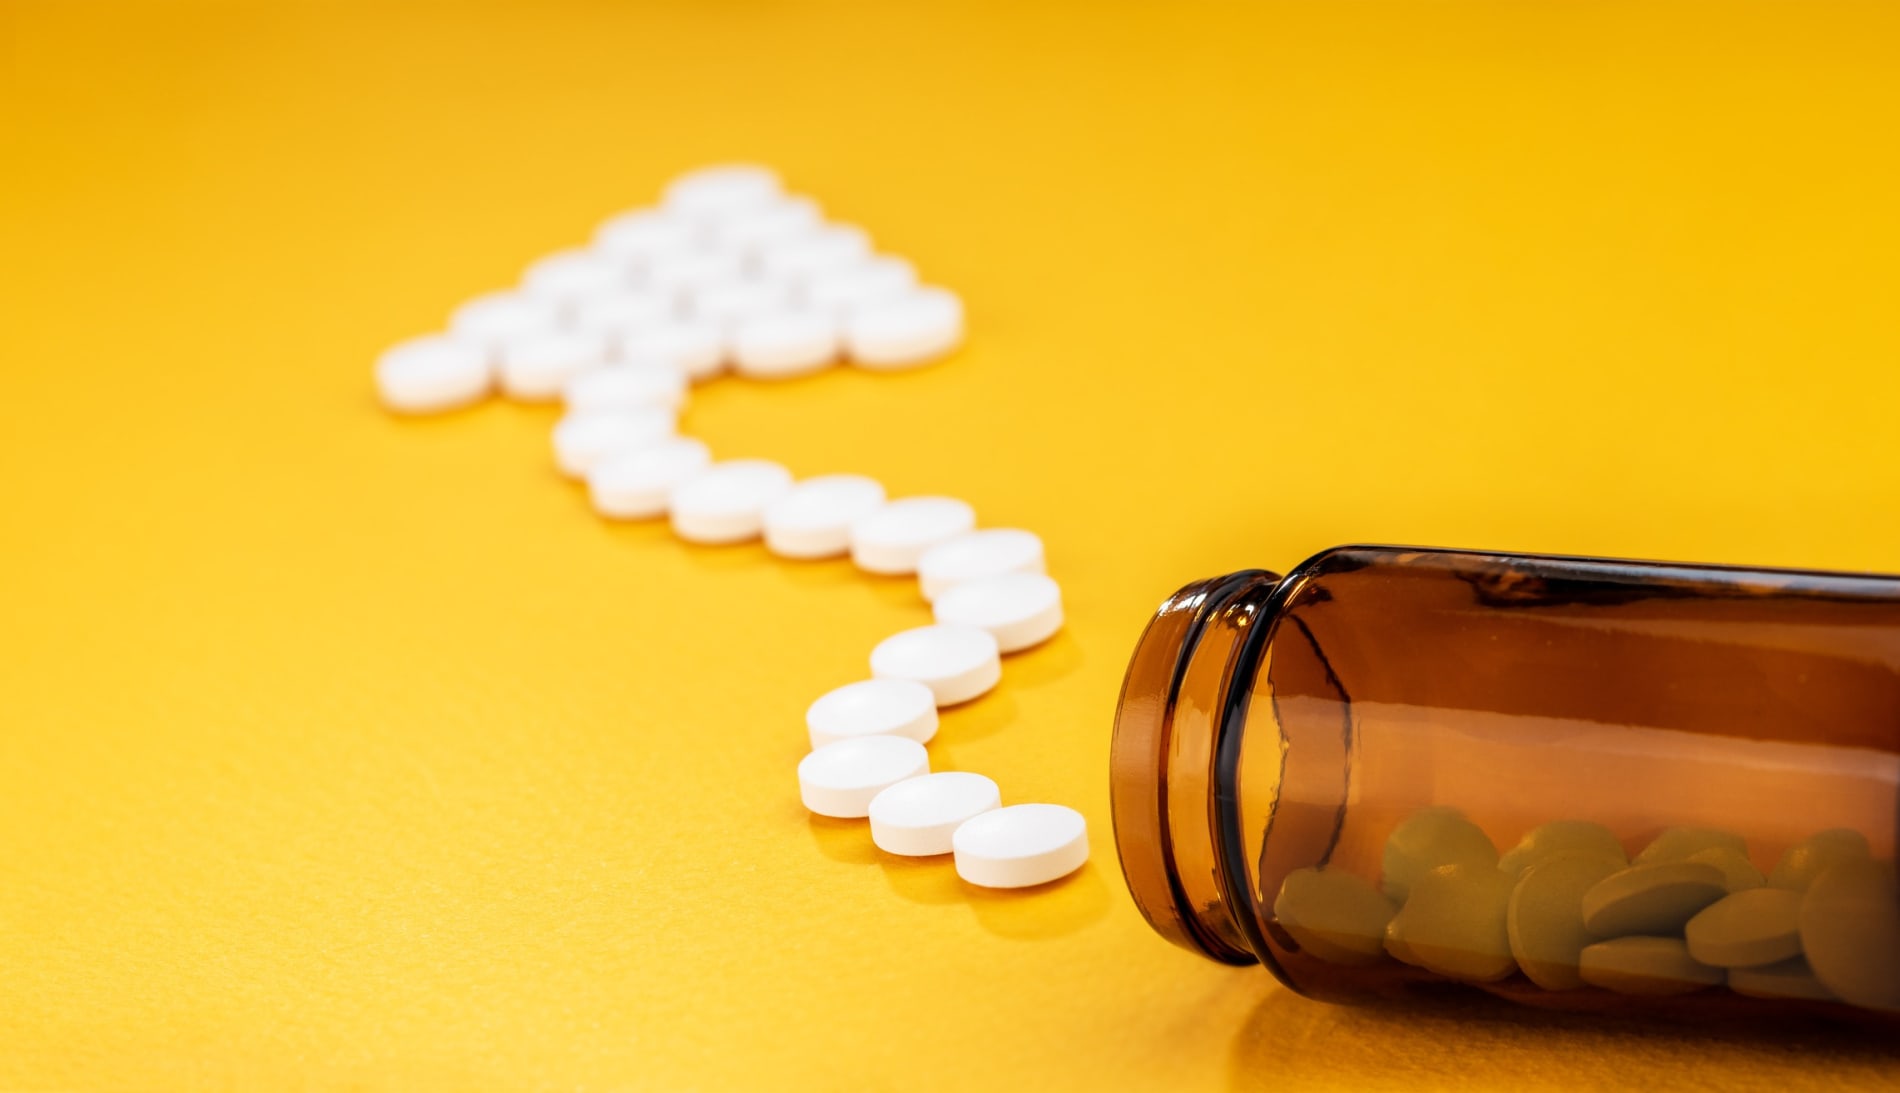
left=4, top=1, right=1900, bottom=1089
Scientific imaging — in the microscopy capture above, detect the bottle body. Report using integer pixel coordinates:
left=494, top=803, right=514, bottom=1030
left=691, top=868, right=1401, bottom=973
left=1111, top=546, right=1900, bottom=1023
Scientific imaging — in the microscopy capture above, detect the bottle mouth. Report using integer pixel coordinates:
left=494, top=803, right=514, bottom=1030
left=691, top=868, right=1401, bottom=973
left=1109, top=569, right=1281, bottom=965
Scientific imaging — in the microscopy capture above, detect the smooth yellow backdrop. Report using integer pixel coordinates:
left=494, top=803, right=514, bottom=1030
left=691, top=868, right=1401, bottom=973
left=4, top=2, right=1900, bottom=1089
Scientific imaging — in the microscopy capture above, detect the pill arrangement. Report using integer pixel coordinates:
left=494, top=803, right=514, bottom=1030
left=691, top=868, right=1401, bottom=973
left=377, top=164, right=1087, bottom=892
left=1271, top=808, right=1900, bottom=1013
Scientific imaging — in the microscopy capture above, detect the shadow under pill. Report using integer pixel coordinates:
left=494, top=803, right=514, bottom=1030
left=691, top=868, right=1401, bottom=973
left=879, top=856, right=968, bottom=906
left=965, top=861, right=1113, bottom=941
left=806, top=814, right=883, bottom=866
left=934, top=690, right=1017, bottom=745
left=1000, top=630, right=1083, bottom=689
left=774, top=556, right=870, bottom=590
left=678, top=540, right=777, bottom=574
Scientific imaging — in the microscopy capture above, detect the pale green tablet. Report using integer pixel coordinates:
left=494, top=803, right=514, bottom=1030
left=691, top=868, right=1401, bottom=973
left=1499, top=821, right=1627, bottom=877
left=1684, top=888, right=1803, bottom=968
left=1384, top=914, right=1421, bottom=967
left=1800, top=857, right=1900, bottom=1012
left=1272, top=866, right=1397, bottom=967
left=1727, top=956, right=1835, bottom=1002
left=1381, top=807, right=1499, bottom=903
left=1579, top=937, right=1723, bottom=996
left=1581, top=861, right=1727, bottom=938
left=1685, top=846, right=1765, bottom=893
left=1769, top=828, right=1871, bottom=892
left=1507, top=852, right=1624, bottom=990
left=1386, top=863, right=1517, bottom=982
left=1633, top=826, right=1748, bottom=865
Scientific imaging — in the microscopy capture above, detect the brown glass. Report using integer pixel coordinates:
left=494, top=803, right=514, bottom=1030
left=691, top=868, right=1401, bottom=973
left=1111, top=546, right=1900, bottom=1023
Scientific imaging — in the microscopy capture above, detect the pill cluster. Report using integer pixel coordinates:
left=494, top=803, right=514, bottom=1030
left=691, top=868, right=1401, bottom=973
left=1271, top=809, right=1900, bottom=1013
left=377, top=165, right=1086, bottom=891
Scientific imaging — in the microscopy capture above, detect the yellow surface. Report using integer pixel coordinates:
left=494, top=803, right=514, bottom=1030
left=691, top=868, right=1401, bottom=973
left=4, top=1, right=1900, bottom=1089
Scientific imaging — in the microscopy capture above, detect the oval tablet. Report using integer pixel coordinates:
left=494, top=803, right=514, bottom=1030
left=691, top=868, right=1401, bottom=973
left=1685, top=887, right=1804, bottom=968
left=521, top=248, right=630, bottom=306
left=732, top=310, right=840, bottom=379
left=917, top=529, right=1047, bottom=601
left=1685, top=846, right=1765, bottom=893
left=618, top=320, right=726, bottom=382
left=1580, top=861, right=1727, bottom=938
left=869, top=624, right=1001, bottom=707
left=593, top=209, right=701, bottom=270
left=762, top=474, right=887, bottom=559
left=689, top=278, right=792, bottom=329
left=1508, top=852, right=1624, bottom=991
left=1381, top=807, right=1498, bottom=903
left=845, top=287, right=964, bottom=370
left=500, top=330, right=611, bottom=402
left=449, top=291, right=560, bottom=354
left=952, top=803, right=1088, bottom=889
left=1770, top=828, right=1871, bottom=892
left=1634, top=826, right=1748, bottom=865
left=551, top=408, right=675, bottom=479
left=802, top=256, right=918, bottom=318
left=711, top=196, right=822, bottom=255
left=758, top=224, right=872, bottom=283
left=797, top=735, right=929, bottom=819
left=664, top=164, right=783, bottom=222
left=1578, top=937, right=1722, bottom=996
left=932, top=573, right=1064, bottom=653
left=870, top=772, right=1001, bottom=857
left=1499, top=820, right=1627, bottom=877
left=375, top=335, right=490, bottom=414
left=668, top=459, right=794, bottom=544
left=1272, top=867, right=1397, bottom=968
left=806, top=678, right=939, bottom=749
left=1389, top=863, right=1518, bottom=982
left=1799, top=857, right=1900, bottom=1011
left=1728, top=956, right=1836, bottom=1002
left=586, top=437, right=711, bottom=520
left=851, top=497, right=978, bottom=576
left=647, top=249, right=748, bottom=299
left=564, top=364, right=688, bottom=414
left=571, top=290, right=677, bottom=340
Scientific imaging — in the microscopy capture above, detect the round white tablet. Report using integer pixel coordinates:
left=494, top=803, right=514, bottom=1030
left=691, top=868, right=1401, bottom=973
left=375, top=335, right=490, bottom=414
left=917, top=529, right=1047, bottom=601
left=850, top=497, right=978, bottom=576
left=663, top=164, right=783, bottom=222
left=1770, top=828, right=1870, bottom=891
left=1580, top=861, right=1727, bottom=938
left=933, top=573, right=1064, bottom=653
left=499, top=330, right=612, bottom=401
left=952, top=803, right=1088, bottom=889
left=521, top=248, right=630, bottom=306
left=647, top=249, right=747, bottom=299
left=1634, top=826, right=1748, bottom=865
left=586, top=437, right=711, bottom=520
left=564, top=364, right=688, bottom=415
left=1684, top=887, right=1804, bottom=968
left=1498, top=820, right=1627, bottom=877
left=797, top=735, right=929, bottom=820
left=711, top=196, right=822, bottom=255
left=618, top=320, right=726, bottom=382
left=449, top=291, right=560, bottom=354
left=1381, top=807, right=1499, bottom=903
left=805, top=678, right=939, bottom=749
left=689, top=278, right=792, bottom=329
left=869, top=624, right=1001, bottom=706
left=870, top=772, right=1001, bottom=857
left=1728, top=957, right=1836, bottom=1002
left=593, top=209, right=701, bottom=270
left=845, top=288, right=964, bottom=370
left=668, top=459, right=794, bottom=544
left=570, top=290, right=677, bottom=340
left=1578, top=937, right=1723, bottom=996
left=802, top=256, right=918, bottom=318
left=1508, top=852, right=1624, bottom=991
left=551, top=407, right=676, bottom=478
left=732, top=311, right=840, bottom=379
left=1272, top=866, right=1397, bottom=967
left=762, top=475, right=887, bottom=559
left=1799, top=857, right=1900, bottom=1011
left=758, top=224, right=872, bottom=283
left=1387, top=863, right=1517, bottom=982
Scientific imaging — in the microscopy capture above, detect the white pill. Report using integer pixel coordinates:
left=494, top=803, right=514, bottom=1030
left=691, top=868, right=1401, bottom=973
left=1634, top=826, right=1748, bottom=865
left=797, top=735, right=929, bottom=820
left=711, top=196, right=823, bottom=255
left=1684, top=887, right=1804, bottom=968
left=917, top=529, right=1047, bottom=601
left=1728, top=956, right=1836, bottom=1002
left=762, top=475, right=888, bottom=559
left=1272, top=866, right=1397, bottom=968
left=647, top=249, right=748, bottom=299
left=551, top=407, right=675, bottom=478
left=758, top=225, right=872, bottom=283
left=1770, top=828, right=1870, bottom=892
left=933, top=573, right=1064, bottom=654
left=732, top=310, right=840, bottom=379
left=570, top=290, right=678, bottom=340
left=593, top=209, right=701, bottom=270
left=375, top=335, right=490, bottom=414
left=1578, top=937, right=1723, bottom=996
left=802, top=256, right=918, bottom=318
left=1507, top=852, right=1624, bottom=991
left=871, top=772, right=1001, bottom=857
left=663, top=164, right=783, bottom=222
left=845, top=288, right=964, bottom=370
left=952, top=803, right=1088, bottom=889
left=668, top=459, right=794, bottom=544
left=618, top=320, right=726, bottom=382
left=449, top=291, right=560, bottom=354
left=851, top=496, right=978, bottom=575
left=1381, top=807, right=1499, bottom=903
left=586, top=437, right=711, bottom=520
left=1686, top=846, right=1766, bottom=893
left=689, top=278, right=793, bottom=329
left=1498, top=820, right=1627, bottom=877
left=499, top=330, right=612, bottom=401
left=564, top=364, right=688, bottom=415
left=805, top=678, right=939, bottom=749
left=1580, top=861, right=1727, bottom=937
left=1799, top=857, right=1900, bottom=1011
left=1386, top=863, right=1517, bottom=982
left=869, top=624, right=1001, bottom=706
left=521, top=248, right=631, bottom=306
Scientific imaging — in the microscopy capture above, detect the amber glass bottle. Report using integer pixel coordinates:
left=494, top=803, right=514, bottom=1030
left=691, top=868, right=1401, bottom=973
left=1111, top=546, right=1900, bottom=1023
